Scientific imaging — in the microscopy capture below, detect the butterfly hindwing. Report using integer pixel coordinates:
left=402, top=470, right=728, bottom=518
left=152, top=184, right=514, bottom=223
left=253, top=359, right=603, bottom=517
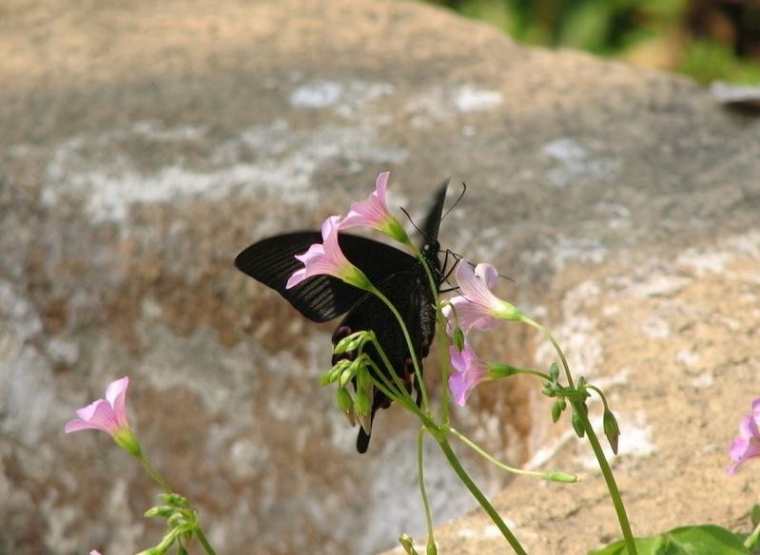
left=335, top=267, right=436, bottom=452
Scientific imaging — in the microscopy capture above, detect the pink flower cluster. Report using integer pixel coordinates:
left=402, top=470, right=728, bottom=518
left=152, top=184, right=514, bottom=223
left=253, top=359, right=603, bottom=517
left=443, top=261, right=524, bottom=406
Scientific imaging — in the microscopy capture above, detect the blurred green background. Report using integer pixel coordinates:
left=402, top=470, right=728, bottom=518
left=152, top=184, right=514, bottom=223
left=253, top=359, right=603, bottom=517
left=423, top=0, right=760, bottom=83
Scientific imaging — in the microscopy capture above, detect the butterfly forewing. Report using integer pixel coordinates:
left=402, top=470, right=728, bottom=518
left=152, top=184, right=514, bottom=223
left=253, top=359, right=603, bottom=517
left=235, top=232, right=419, bottom=322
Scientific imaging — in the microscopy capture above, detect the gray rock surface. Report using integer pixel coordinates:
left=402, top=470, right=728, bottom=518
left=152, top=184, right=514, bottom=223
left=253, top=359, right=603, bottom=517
left=1, top=0, right=759, bottom=554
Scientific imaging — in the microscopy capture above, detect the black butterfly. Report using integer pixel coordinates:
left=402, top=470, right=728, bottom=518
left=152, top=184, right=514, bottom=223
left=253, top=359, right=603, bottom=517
left=234, top=180, right=449, bottom=453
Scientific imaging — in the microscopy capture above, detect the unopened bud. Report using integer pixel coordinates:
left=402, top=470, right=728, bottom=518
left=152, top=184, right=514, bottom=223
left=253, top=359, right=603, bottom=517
left=399, top=534, right=419, bottom=555
left=571, top=409, right=585, bottom=438
left=543, top=471, right=578, bottom=483
left=339, top=367, right=354, bottom=387
left=144, top=505, right=174, bottom=519
left=336, top=387, right=353, bottom=413
left=334, top=331, right=368, bottom=355
left=548, top=362, right=560, bottom=382
left=603, top=409, right=620, bottom=455
left=427, top=542, right=438, bottom=555
left=354, top=390, right=371, bottom=417
left=551, top=398, right=566, bottom=423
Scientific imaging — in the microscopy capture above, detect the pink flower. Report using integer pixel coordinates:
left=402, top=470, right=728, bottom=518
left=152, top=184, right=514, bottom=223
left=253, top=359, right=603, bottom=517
left=339, top=172, right=410, bottom=244
left=443, top=262, right=521, bottom=335
left=90, top=551, right=102, bottom=555
left=448, top=345, right=489, bottom=406
left=727, top=398, right=760, bottom=474
left=65, top=376, right=141, bottom=457
left=286, top=216, right=371, bottom=290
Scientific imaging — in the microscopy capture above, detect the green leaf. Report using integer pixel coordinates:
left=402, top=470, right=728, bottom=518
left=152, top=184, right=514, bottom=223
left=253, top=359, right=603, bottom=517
left=589, top=525, right=749, bottom=555
left=751, top=504, right=760, bottom=527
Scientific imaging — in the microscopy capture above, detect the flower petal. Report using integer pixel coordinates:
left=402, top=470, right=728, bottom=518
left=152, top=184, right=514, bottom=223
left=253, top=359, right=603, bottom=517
left=444, top=296, right=499, bottom=335
left=74, top=399, right=119, bottom=435
left=474, top=263, right=499, bottom=289
left=105, top=376, right=129, bottom=429
left=340, top=172, right=392, bottom=230
left=455, top=261, right=501, bottom=311
left=448, top=345, right=487, bottom=406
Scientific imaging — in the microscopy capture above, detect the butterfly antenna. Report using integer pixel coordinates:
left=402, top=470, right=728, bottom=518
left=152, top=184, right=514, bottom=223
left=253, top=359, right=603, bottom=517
left=441, top=182, right=467, bottom=222
left=400, top=207, right=425, bottom=236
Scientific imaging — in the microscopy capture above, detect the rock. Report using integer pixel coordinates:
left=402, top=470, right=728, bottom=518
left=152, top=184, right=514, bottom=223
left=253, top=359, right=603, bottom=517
left=1, top=0, right=759, bottom=554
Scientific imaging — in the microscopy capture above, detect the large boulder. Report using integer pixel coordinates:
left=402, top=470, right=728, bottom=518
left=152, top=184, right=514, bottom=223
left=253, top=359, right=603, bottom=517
left=1, top=0, right=758, bottom=554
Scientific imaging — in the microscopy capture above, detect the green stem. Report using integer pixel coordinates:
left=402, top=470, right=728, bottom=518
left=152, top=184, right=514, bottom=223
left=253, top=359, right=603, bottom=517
left=447, top=426, right=577, bottom=483
left=370, top=286, right=430, bottom=411
left=744, top=519, right=760, bottom=550
left=435, top=436, right=527, bottom=555
left=139, top=454, right=172, bottom=493
left=196, top=527, right=217, bottom=555
left=417, top=428, right=437, bottom=552
left=573, top=401, right=637, bottom=554
left=527, top=318, right=637, bottom=554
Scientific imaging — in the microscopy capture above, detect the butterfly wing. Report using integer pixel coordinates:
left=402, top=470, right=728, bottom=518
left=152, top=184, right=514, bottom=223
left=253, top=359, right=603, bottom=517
left=234, top=232, right=417, bottom=322
left=420, top=178, right=449, bottom=247
left=333, top=267, right=436, bottom=452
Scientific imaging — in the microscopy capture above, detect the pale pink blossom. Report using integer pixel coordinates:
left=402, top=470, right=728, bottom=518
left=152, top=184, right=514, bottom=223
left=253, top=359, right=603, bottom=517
left=286, top=216, right=371, bottom=290
left=339, top=172, right=409, bottom=243
left=443, top=262, right=520, bottom=334
left=65, top=377, right=141, bottom=456
left=727, top=398, right=760, bottom=474
left=90, top=551, right=103, bottom=555
left=65, top=377, right=130, bottom=436
left=448, top=345, right=489, bottom=406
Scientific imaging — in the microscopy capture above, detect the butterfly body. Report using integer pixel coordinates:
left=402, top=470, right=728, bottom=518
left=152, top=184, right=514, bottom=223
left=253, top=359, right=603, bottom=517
left=234, top=181, right=448, bottom=452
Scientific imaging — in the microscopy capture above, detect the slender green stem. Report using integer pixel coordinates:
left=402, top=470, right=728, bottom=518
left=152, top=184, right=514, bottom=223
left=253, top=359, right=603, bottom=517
left=588, top=384, right=610, bottom=411
left=139, top=454, right=172, bottom=492
left=527, top=318, right=637, bottom=554
left=435, top=436, right=527, bottom=554
left=417, top=428, right=437, bottom=552
left=366, top=338, right=416, bottom=406
left=745, top=519, right=760, bottom=550
left=447, top=426, right=577, bottom=483
left=196, top=527, right=217, bottom=555
left=572, top=400, right=637, bottom=553
left=370, top=286, right=430, bottom=410
left=522, top=317, right=575, bottom=388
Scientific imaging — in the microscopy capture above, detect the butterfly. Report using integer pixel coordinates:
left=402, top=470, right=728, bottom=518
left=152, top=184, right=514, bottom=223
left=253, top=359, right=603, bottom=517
left=234, top=180, right=449, bottom=453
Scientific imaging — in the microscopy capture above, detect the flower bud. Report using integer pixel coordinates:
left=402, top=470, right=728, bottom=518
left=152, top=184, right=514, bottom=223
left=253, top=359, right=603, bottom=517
left=603, top=409, right=620, bottom=455
left=333, top=331, right=368, bottom=355
left=548, top=362, right=560, bottom=382
left=354, top=390, right=371, bottom=417
left=571, top=409, right=585, bottom=438
left=551, top=398, right=566, bottom=423
left=339, top=367, right=354, bottom=387
left=427, top=542, right=438, bottom=555
left=145, top=505, right=175, bottom=518
left=399, top=534, right=419, bottom=555
left=543, top=471, right=578, bottom=483
left=336, top=387, right=353, bottom=413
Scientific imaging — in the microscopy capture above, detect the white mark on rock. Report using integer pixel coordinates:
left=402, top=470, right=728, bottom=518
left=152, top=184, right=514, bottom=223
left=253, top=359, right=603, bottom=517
left=454, top=86, right=503, bottom=112
left=289, top=80, right=394, bottom=117
left=642, top=317, right=671, bottom=339
left=676, top=349, right=700, bottom=369
left=543, top=137, right=619, bottom=188
left=677, top=249, right=731, bottom=276
left=691, top=372, right=714, bottom=388
left=290, top=80, right=343, bottom=108
left=40, top=120, right=407, bottom=224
